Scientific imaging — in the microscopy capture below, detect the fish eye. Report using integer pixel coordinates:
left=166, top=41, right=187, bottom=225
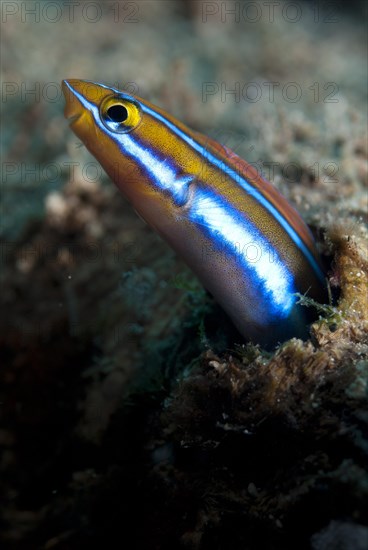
left=100, top=96, right=141, bottom=133
left=106, top=104, right=128, bottom=123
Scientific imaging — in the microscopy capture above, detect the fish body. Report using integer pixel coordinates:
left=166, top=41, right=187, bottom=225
left=62, top=79, right=327, bottom=346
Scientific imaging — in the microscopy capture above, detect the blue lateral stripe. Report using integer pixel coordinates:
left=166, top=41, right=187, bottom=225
left=188, top=187, right=295, bottom=317
left=140, top=103, right=325, bottom=285
left=117, top=133, right=192, bottom=207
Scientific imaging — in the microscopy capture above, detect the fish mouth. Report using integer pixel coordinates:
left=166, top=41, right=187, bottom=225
left=62, top=79, right=115, bottom=126
left=62, top=79, right=85, bottom=124
left=67, top=113, right=81, bottom=123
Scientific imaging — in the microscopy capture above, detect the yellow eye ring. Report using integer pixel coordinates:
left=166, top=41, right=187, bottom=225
left=100, top=96, right=141, bottom=133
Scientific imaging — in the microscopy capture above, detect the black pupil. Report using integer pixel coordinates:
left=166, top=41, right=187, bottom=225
left=107, top=104, right=128, bottom=123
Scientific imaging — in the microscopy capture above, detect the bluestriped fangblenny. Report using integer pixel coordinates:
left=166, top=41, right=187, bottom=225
left=62, top=79, right=327, bottom=346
